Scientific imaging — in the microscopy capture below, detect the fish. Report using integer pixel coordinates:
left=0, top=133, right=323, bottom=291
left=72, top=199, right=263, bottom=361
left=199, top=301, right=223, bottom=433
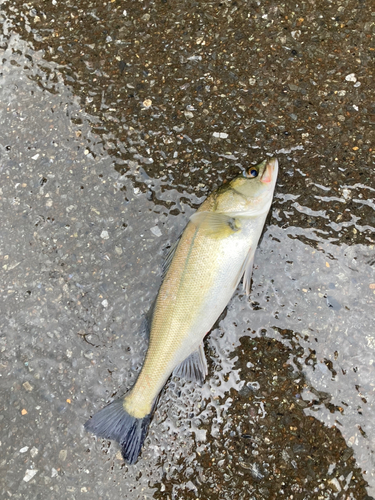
left=85, top=157, right=278, bottom=463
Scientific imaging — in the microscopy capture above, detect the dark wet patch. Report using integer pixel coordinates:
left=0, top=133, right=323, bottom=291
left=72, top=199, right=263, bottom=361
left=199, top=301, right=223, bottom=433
left=153, top=334, right=371, bottom=499
left=2, top=0, right=374, bottom=246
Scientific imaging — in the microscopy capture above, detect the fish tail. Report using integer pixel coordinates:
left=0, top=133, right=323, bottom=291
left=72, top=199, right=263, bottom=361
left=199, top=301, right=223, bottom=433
left=84, top=398, right=153, bottom=464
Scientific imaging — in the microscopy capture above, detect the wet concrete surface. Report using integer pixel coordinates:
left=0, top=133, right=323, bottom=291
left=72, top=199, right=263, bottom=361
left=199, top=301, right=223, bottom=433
left=0, top=0, right=374, bottom=498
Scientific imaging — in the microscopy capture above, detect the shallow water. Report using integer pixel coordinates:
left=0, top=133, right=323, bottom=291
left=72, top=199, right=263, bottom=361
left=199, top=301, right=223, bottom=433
left=0, top=1, right=374, bottom=498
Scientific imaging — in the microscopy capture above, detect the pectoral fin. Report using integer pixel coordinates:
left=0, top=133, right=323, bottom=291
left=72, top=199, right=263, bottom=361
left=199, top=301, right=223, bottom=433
left=173, top=343, right=208, bottom=386
left=190, top=211, right=241, bottom=237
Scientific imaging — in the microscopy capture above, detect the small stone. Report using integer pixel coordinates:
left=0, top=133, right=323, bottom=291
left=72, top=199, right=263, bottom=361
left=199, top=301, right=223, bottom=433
left=328, top=478, right=341, bottom=492
left=345, top=73, right=357, bottom=82
left=100, top=230, right=109, bottom=239
left=23, top=381, right=33, bottom=391
left=150, top=226, right=162, bottom=237
left=342, top=188, right=351, bottom=200
left=20, top=446, right=29, bottom=453
left=23, top=469, right=38, bottom=482
left=59, top=449, right=67, bottom=461
left=30, top=447, right=38, bottom=458
left=102, top=299, right=108, bottom=308
left=115, top=246, right=123, bottom=255
left=143, top=99, right=152, bottom=108
left=51, top=468, right=58, bottom=478
left=212, top=132, right=228, bottom=139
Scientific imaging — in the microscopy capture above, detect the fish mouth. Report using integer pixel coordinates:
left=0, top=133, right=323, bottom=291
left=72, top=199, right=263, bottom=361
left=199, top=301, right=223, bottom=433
left=260, top=157, right=278, bottom=184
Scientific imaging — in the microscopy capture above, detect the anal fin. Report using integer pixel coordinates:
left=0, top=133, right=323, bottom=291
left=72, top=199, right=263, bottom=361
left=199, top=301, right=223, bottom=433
left=173, top=343, right=208, bottom=386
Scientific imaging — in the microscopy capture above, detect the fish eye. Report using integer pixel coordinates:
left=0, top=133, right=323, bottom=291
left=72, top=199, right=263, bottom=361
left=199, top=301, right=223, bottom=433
left=249, top=169, right=258, bottom=178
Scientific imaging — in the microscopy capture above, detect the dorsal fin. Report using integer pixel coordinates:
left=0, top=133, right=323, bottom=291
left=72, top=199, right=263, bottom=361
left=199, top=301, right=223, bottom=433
left=161, top=238, right=181, bottom=279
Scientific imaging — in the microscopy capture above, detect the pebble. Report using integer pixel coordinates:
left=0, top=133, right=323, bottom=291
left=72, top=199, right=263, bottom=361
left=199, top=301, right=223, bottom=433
left=23, top=469, right=38, bottom=482
left=328, top=478, right=342, bottom=492
left=150, top=226, right=162, bottom=237
left=23, top=381, right=33, bottom=391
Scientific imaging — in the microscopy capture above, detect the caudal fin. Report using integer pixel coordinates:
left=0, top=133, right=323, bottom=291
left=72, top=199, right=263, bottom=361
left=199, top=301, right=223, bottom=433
left=84, top=399, right=153, bottom=464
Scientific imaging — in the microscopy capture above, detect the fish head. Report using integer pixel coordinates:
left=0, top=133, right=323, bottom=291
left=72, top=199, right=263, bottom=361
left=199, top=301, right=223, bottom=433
left=215, top=158, right=279, bottom=216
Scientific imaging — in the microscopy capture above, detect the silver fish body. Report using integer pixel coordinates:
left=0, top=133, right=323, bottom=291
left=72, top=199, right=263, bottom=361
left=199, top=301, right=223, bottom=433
left=85, top=158, right=278, bottom=463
